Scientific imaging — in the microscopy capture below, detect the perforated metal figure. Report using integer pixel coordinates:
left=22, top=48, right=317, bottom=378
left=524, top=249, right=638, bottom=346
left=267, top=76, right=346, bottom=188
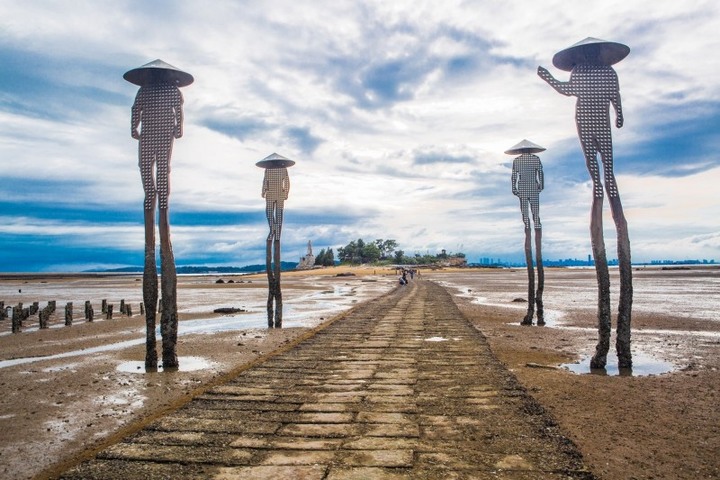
left=511, top=142, right=544, bottom=230
left=538, top=38, right=633, bottom=369
left=132, top=83, right=183, bottom=211
left=262, top=166, right=290, bottom=240
left=124, top=59, right=193, bottom=371
left=257, top=153, right=295, bottom=329
left=507, top=139, right=545, bottom=325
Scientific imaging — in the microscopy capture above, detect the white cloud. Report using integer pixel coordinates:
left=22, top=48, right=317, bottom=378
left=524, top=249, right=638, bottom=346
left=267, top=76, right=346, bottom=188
left=0, top=0, right=718, bottom=270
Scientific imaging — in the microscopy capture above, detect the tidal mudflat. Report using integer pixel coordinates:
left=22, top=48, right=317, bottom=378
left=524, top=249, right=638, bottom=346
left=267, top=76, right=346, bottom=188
left=0, top=269, right=396, bottom=480
left=426, top=265, right=720, bottom=480
left=1, top=265, right=718, bottom=480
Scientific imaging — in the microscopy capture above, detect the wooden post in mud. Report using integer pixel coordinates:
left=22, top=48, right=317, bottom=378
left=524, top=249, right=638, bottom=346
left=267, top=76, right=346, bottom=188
left=65, top=302, right=73, bottom=326
left=106, top=304, right=113, bottom=320
left=101, top=299, right=107, bottom=314
left=126, top=304, right=133, bottom=317
left=12, top=304, right=22, bottom=333
left=30, top=302, right=39, bottom=316
left=139, top=303, right=144, bottom=315
left=120, top=299, right=126, bottom=315
left=0, top=301, right=5, bottom=320
left=39, top=306, right=50, bottom=329
left=48, top=300, right=56, bottom=314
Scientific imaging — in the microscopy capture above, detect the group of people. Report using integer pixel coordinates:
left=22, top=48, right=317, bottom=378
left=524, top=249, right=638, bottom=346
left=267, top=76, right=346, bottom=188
left=398, top=268, right=418, bottom=285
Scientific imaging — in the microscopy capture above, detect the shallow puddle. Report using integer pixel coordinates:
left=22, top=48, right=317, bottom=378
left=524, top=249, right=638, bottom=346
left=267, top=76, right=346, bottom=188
left=508, top=308, right=564, bottom=328
left=562, top=351, right=675, bottom=376
left=117, top=356, right=215, bottom=373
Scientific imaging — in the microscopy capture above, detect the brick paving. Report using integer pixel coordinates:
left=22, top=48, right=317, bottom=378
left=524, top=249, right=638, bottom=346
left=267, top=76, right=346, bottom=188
left=59, top=280, right=593, bottom=479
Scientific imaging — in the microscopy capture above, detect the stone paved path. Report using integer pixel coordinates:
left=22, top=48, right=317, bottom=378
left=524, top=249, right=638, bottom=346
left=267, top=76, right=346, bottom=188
left=59, top=280, right=593, bottom=479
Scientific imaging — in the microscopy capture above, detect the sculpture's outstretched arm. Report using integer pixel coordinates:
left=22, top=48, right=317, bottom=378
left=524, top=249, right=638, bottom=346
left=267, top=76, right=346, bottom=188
left=131, top=92, right=142, bottom=140
left=282, top=170, right=290, bottom=200
left=261, top=175, right=269, bottom=199
left=537, top=66, right=574, bottom=96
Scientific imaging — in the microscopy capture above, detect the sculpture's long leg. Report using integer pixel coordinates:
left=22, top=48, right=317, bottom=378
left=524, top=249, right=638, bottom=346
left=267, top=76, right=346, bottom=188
left=521, top=227, right=535, bottom=325
left=143, top=208, right=158, bottom=371
left=610, top=196, right=633, bottom=368
left=159, top=208, right=178, bottom=370
left=535, top=228, right=545, bottom=325
left=266, top=237, right=274, bottom=328
left=273, top=237, right=282, bottom=328
left=590, top=196, right=611, bottom=369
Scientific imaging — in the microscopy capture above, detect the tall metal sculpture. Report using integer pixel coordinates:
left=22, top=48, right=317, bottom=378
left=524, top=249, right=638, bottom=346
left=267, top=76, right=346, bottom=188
left=257, top=153, right=295, bottom=328
left=124, top=59, right=193, bottom=371
left=538, top=38, right=633, bottom=369
left=507, top=139, right=545, bottom=326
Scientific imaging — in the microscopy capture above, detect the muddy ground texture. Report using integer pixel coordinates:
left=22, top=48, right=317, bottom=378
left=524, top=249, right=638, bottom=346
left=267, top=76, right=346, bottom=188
left=0, top=268, right=393, bottom=480
left=0, top=266, right=718, bottom=480
left=436, top=268, right=719, bottom=480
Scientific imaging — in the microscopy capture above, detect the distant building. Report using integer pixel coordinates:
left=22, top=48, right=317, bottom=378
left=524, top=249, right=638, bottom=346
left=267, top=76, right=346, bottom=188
left=297, top=241, right=316, bottom=270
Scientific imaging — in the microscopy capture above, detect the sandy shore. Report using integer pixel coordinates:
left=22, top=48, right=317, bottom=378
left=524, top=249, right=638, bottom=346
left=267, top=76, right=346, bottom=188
left=1, top=265, right=718, bottom=479
left=426, top=266, right=720, bottom=480
left=0, top=267, right=397, bottom=480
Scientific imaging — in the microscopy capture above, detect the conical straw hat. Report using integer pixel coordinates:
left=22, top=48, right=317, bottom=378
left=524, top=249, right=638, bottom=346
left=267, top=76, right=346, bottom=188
left=552, top=37, right=630, bottom=71
left=123, top=59, right=194, bottom=87
left=256, top=152, right=296, bottom=169
left=504, top=139, right=546, bottom=155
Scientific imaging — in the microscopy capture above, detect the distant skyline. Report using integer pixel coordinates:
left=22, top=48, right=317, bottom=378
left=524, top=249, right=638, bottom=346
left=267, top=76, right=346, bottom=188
left=1, top=1, right=719, bottom=272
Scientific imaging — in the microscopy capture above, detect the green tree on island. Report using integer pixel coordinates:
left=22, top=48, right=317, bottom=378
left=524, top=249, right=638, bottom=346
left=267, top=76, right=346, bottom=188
left=336, top=238, right=463, bottom=266
left=314, top=248, right=335, bottom=267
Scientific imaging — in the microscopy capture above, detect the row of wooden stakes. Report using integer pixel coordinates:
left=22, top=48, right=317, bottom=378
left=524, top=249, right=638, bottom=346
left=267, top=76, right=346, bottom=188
left=0, top=299, right=147, bottom=333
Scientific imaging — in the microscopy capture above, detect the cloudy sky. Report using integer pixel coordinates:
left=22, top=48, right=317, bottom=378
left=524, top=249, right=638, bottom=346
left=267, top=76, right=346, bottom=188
left=1, top=0, right=718, bottom=272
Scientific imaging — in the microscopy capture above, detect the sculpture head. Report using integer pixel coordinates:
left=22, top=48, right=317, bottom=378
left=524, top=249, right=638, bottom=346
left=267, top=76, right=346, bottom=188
left=552, top=37, right=630, bottom=71
left=124, top=59, right=194, bottom=87
left=256, top=152, right=296, bottom=169
left=505, top=139, right=545, bottom=156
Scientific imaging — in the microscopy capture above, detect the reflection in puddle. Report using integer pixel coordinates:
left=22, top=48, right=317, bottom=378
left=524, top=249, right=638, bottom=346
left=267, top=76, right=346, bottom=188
left=509, top=309, right=564, bottom=328
left=563, top=351, right=675, bottom=377
left=0, top=338, right=146, bottom=369
left=117, top=356, right=214, bottom=373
